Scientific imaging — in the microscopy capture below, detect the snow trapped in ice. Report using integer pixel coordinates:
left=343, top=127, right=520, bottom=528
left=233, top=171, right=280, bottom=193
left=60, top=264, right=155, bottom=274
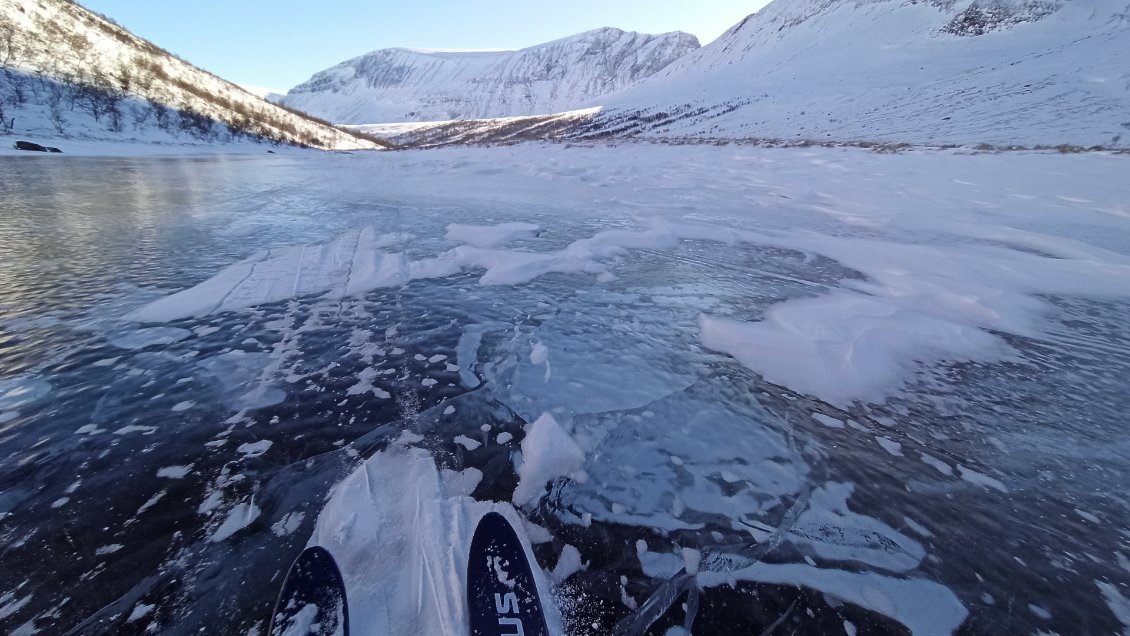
left=1, top=144, right=1129, bottom=635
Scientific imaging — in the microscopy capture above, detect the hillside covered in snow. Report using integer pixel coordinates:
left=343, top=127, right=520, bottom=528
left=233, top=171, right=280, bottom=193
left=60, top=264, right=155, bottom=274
left=277, top=28, right=700, bottom=125
left=0, top=0, right=387, bottom=150
left=581, top=0, right=1130, bottom=147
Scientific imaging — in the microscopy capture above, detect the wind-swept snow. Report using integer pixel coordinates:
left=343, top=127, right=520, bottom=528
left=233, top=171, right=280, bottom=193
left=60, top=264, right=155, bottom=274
left=594, top=0, right=1130, bottom=147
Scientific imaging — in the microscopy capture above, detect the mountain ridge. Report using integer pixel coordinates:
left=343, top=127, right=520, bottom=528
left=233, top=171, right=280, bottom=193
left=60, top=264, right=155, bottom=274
left=277, top=27, right=700, bottom=124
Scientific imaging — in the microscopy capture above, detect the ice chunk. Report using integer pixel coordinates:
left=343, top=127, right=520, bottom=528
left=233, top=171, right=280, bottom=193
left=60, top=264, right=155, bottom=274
left=271, top=512, right=305, bottom=537
left=126, top=603, right=154, bottom=622
left=551, top=545, right=584, bottom=584
left=921, top=454, right=954, bottom=476
left=454, top=435, right=481, bottom=451
left=529, top=342, right=549, bottom=365
left=210, top=500, right=260, bottom=542
left=812, top=413, right=845, bottom=429
left=876, top=436, right=903, bottom=456
left=957, top=465, right=1008, bottom=493
left=682, top=548, right=701, bottom=576
left=513, top=413, right=587, bottom=507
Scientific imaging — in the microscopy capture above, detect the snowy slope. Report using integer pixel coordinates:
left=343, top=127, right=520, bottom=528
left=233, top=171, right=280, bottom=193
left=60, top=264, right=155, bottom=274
left=589, top=0, right=1130, bottom=147
left=278, top=28, right=699, bottom=124
left=0, top=0, right=385, bottom=150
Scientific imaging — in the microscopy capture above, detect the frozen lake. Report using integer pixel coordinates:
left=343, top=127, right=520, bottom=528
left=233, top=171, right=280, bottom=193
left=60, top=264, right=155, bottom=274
left=1, top=146, right=1128, bottom=635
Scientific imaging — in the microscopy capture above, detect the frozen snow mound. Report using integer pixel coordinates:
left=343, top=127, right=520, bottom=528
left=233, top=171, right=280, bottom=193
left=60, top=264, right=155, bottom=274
left=278, top=28, right=700, bottom=124
left=588, top=0, right=1130, bottom=147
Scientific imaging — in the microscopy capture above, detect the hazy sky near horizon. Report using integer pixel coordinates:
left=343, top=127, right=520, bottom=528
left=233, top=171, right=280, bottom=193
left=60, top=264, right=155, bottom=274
left=77, top=1, right=770, bottom=91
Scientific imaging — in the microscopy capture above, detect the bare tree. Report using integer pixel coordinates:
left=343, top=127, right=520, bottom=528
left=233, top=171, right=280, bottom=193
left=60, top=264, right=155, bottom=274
left=49, top=102, right=66, bottom=134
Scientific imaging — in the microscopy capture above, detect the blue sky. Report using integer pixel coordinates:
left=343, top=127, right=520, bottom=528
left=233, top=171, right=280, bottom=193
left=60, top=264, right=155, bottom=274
left=78, top=1, right=770, bottom=91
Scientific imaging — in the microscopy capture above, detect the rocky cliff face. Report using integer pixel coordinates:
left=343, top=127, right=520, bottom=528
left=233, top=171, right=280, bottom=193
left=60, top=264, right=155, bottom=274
left=587, top=0, right=1130, bottom=147
left=0, top=0, right=386, bottom=149
left=278, top=28, right=700, bottom=124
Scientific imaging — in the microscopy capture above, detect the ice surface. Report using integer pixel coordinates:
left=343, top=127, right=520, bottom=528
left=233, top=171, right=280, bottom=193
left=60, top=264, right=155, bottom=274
left=790, top=483, right=925, bottom=573
left=196, top=351, right=286, bottom=411
left=5, top=144, right=1129, bottom=634
left=0, top=379, right=51, bottom=411
left=106, top=327, right=192, bottom=350
left=446, top=222, right=540, bottom=248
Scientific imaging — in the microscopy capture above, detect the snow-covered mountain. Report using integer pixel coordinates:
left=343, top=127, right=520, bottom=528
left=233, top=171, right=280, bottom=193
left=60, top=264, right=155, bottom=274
left=0, top=0, right=386, bottom=150
left=278, top=28, right=700, bottom=124
left=586, top=0, right=1130, bottom=147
